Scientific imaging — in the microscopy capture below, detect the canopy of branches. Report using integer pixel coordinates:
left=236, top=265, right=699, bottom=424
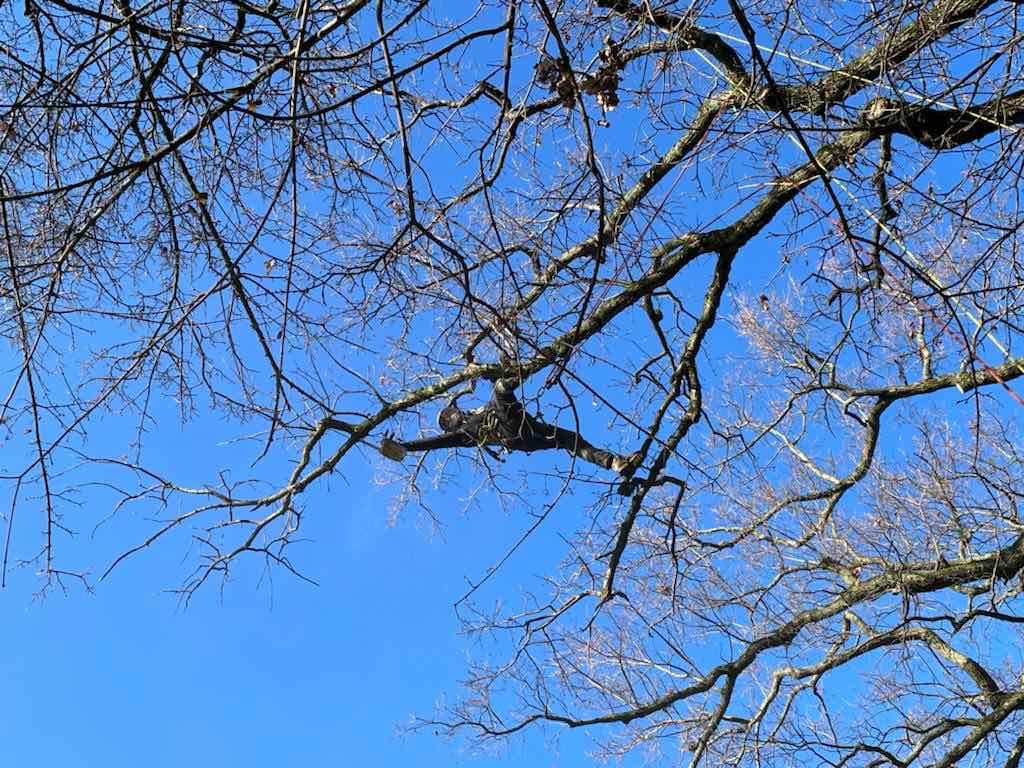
left=2, top=0, right=1024, bottom=763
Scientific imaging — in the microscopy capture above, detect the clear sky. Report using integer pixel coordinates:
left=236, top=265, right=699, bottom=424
left=0, top=440, right=632, bottom=767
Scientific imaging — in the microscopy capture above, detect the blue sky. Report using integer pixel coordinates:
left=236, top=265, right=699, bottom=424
left=0, top=351, right=657, bottom=764
left=0, top=449, right=628, bottom=767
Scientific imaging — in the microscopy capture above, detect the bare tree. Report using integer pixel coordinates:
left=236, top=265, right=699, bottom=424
left=3, top=0, right=1024, bottom=762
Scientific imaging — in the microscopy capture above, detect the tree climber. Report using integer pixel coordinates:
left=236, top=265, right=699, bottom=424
left=379, top=378, right=642, bottom=478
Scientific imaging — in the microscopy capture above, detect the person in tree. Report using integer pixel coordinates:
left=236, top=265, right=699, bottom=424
left=380, top=378, right=641, bottom=478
